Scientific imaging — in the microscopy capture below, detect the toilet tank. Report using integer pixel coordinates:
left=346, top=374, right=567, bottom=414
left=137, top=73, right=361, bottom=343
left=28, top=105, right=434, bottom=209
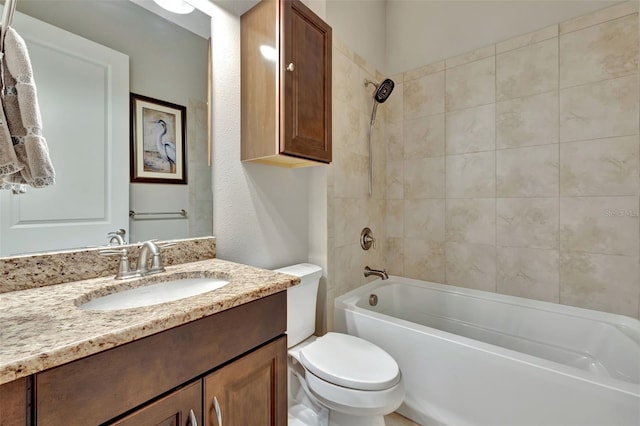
left=274, top=263, right=323, bottom=348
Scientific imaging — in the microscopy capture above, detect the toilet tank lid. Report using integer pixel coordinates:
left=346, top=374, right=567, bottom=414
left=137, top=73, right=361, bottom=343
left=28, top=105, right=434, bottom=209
left=274, top=263, right=322, bottom=279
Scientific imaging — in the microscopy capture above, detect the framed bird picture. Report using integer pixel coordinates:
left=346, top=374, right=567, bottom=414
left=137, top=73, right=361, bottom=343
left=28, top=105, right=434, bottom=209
left=130, top=93, right=187, bottom=184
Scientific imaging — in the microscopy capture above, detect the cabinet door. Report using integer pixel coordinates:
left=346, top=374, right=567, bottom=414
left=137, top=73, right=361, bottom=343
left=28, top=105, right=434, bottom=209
left=0, top=377, right=28, bottom=426
left=204, top=337, right=287, bottom=426
left=112, top=381, right=202, bottom=426
left=281, top=0, right=332, bottom=163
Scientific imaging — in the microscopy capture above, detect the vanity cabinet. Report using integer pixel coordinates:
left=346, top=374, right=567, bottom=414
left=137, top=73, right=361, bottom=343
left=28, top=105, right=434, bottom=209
left=31, top=292, right=286, bottom=426
left=115, top=335, right=287, bottom=426
left=204, top=337, right=286, bottom=426
left=241, top=0, right=332, bottom=167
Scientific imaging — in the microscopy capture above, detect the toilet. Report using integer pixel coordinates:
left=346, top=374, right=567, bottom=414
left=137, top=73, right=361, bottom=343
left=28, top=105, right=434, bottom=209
left=275, top=263, right=405, bottom=426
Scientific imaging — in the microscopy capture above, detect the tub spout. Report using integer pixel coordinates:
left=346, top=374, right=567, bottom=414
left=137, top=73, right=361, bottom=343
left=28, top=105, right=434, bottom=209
left=364, top=266, right=389, bottom=280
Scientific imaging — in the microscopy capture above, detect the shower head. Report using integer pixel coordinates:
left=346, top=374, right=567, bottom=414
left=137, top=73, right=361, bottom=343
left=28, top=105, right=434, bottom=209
left=364, top=77, right=395, bottom=127
left=374, top=78, right=394, bottom=103
left=364, top=78, right=395, bottom=104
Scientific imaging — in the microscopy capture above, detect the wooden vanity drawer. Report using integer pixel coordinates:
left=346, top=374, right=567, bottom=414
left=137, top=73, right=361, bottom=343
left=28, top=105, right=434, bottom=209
left=112, top=380, right=202, bottom=426
left=35, top=291, right=286, bottom=426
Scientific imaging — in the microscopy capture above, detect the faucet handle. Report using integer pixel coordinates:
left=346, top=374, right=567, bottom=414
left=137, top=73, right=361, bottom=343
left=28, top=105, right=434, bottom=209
left=99, top=248, right=127, bottom=256
left=135, top=239, right=174, bottom=250
left=360, top=228, right=377, bottom=250
left=145, top=240, right=172, bottom=275
left=99, top=248, right=137, bottom=280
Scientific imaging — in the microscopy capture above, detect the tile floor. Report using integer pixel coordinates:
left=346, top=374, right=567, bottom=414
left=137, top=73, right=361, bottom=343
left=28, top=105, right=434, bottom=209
left=385, top=412, right=421, bottom=425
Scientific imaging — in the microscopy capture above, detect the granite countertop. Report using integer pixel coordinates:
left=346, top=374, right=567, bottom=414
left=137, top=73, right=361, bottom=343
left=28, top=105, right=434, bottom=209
left=0, top=258, right=298, bottom=385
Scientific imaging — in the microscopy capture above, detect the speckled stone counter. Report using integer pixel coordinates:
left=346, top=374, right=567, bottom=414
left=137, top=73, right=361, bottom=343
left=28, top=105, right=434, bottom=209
left=0, top=258, right=298, bottom=385
left=0, top=236, right=216, bottom=293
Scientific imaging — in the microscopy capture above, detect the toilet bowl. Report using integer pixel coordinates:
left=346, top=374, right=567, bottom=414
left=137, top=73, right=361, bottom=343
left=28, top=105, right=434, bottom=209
left=275, top=263, right=405, bottom=426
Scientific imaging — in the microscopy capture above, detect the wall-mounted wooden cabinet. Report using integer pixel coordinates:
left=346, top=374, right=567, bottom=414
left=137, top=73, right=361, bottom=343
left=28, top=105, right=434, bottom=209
left=241, top=0, right=332, bottom=167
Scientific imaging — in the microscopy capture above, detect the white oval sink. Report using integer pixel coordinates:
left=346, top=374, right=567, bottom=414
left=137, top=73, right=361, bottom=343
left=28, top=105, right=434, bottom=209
left=80, top=277, right=230, bottom=311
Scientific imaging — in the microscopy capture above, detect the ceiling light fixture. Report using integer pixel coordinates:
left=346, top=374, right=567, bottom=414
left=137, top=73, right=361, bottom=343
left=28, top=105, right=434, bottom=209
left=153, top=0, right=195, bottom=14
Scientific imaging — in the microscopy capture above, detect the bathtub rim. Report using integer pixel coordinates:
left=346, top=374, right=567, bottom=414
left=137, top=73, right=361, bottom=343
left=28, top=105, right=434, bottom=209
left=334, top=276, right=640, bottom=397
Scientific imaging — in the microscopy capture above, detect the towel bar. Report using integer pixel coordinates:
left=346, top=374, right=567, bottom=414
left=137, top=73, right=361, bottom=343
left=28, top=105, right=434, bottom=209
left=129, top=209, right=187, bottom=220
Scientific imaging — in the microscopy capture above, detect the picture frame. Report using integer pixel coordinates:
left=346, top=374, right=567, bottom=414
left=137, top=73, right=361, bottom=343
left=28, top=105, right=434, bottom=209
left=130, top=93, right=187, bottom=184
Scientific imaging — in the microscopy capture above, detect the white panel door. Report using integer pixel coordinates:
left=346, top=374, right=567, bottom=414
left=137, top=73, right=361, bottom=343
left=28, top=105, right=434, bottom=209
left=0, top=10, right=129, bottom=256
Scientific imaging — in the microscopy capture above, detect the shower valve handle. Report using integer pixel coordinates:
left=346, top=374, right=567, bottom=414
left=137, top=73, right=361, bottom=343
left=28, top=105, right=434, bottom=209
left=360, top=227, right=376, bottom=250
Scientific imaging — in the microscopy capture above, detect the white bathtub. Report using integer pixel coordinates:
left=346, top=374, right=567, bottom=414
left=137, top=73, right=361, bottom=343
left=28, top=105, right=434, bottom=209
left=334, top=277, right=640, bottom=426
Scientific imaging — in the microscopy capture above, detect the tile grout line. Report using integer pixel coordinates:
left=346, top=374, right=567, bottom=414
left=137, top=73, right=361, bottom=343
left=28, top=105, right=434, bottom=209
left=560, top=72, right=638, bottom=93
left=559, top=7, right=638, bottom=37
left=557, top=30, right=563, bottom=306
left=398, top=82, right=405, bottom=277
left=494, top=48, right=499, bottom=294
left=443, top=63, right=448, bottom=286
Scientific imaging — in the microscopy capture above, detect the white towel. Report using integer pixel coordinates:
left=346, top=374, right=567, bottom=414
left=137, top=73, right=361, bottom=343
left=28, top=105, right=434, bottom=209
left=0, top=26, right=55, bottom=189
left=0, top=181, right=25, bottom=193
left=0, top=90, right=21, bottom=182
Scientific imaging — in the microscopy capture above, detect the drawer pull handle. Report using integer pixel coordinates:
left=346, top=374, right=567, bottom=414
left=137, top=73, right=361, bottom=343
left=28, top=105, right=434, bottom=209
left=187, top=409, right=197, bottom=426
left=213, top=396, right=222, bottom=426
left=286, top=63, right=295, bottom=72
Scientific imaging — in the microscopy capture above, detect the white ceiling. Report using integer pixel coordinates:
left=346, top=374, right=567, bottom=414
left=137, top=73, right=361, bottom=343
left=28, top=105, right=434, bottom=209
left=130, top=0, right=260, bottom=39
left=130, top=0, right=211, bottom=38
left=212, top=0, right=260, bottom=16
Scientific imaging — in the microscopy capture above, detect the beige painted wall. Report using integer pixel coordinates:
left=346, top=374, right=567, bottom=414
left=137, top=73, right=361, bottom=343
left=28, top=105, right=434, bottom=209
left=210, top=4, right=313, bottom=270
left=326, top=0, right=387, bottom=73
left=385, top=0, right=622, bottom=75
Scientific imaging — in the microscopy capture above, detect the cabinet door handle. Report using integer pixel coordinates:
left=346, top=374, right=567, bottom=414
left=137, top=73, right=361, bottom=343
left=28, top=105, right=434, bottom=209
left=286, top=63, right=295, bottom=72
left=213, top=396, right=222, bottom=426
left=186, top=409, right=197, bottom=426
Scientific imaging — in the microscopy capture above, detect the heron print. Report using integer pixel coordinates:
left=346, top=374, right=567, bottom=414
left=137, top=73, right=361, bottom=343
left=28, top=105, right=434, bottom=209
left=142, top=107, right=178, bottom=173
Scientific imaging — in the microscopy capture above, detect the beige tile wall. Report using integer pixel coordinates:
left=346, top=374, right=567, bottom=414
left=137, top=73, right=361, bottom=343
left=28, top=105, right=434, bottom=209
left=323, top=39, right=387, bottom=333
left=384, top=1, right=640, bottom=318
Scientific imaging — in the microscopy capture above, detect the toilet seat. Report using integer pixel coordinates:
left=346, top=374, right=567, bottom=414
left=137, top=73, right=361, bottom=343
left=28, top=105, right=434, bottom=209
left=299, top=332, right=401, bottom=391
left=304, top=368, right=405, bottom=417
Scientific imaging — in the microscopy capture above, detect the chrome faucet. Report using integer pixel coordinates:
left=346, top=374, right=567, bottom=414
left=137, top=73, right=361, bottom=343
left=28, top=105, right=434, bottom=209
left=135, top=240, right=165, bottom=276
left=364, top=266, right=389, bottom=280
left=99, top=240, right=175, bottom=280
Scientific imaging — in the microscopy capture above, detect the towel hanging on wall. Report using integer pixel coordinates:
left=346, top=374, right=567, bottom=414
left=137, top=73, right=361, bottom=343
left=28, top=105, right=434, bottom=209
left=0, top=0, right=55, bottom=191
left=0, top=0, right=22, bottom=192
